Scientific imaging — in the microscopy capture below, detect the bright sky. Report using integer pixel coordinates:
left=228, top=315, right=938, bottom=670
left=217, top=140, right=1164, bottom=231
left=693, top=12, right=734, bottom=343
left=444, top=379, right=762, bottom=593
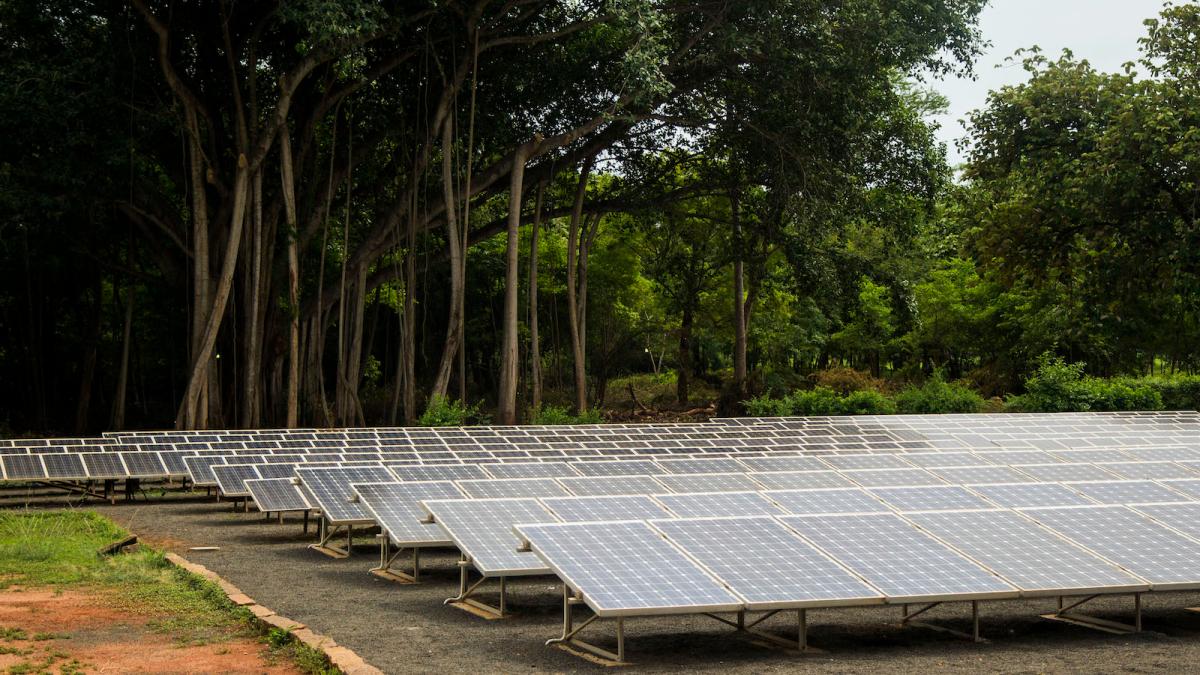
left=930, top=0, right=1166, bottom=167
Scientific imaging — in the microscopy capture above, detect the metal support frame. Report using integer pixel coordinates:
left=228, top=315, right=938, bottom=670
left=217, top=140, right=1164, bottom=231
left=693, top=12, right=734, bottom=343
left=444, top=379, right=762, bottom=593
left=732, top=609, right=816, bottom=652
left=308, top=518, right=353, bottom=558
left=1041, top=593, right=1143, bottom=634
left=371, top=534, right=423, bottom=583
left=445, top=556, right=509, bottom=619
left=33, top=481, right=109, bottom=503
left=901, top=601, right=984, bottom=642
left=548, top=586, right=628, bottom=665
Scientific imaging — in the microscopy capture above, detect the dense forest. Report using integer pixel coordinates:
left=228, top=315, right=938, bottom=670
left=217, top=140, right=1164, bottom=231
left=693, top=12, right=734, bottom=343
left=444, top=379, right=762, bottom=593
left=2, top=1, right=1198, bottom=434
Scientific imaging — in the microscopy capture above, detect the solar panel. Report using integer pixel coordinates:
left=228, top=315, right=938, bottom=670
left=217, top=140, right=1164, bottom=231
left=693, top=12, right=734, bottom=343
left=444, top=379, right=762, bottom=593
left=82, top=453, right=129, bottom=479
left=388, top=464, right=490, bottom=482
left=540, top=495, right=672, bottom=523
left=421, top=498, right=556, bottom=576
left=904, top=510, right=1147, bottom=595
left=352, top=481, right=463, bottom=546
left=974, top=450, right=1061, bottom=465
left=212, top=464, right=262, bottom=497
left=1096, top=462, right=1198, bottom=480
left=1050, top=449, right=1135, bottom=464
left=653, top=472, right=762, bottom=494
left=746, top=471, right=853, bottom=491
left=1, top=454, right=45, bottom=480
left=182, top=455, right=225, bottom=484
left=558, top=475, right=667, bottom=496
left=1124, top=447, right=1200, bottom=462
left=455, top=477, right=571, bottom=499
left=515, top=520, right=743, bottom=617
left=158, top=451, right=190, bottom=475
left=766, top=488, right=889, bottom=515
left=1021, top=505, right=1200, bottom=589
left=655, top=491, right=785, bottom=518
left=840, top=468, right=943, bottom=488
left=931, top=465, right=1039, bottom=485
left=901, top=452, right=986, bottom=468
left=571, top=460, right=665, bottom=477
left=1155, top=479, right=1200, bottom=500
left=119, top=452, right=167, bottom=478
left=868, top=486, right=993, bottom=512
left=655, top=458, right=747, bottom=474
left=820, top=454, right=913, bottom=470
left=736, top=456, right=828, bottom=473
left=968, top=483, right=1097, bottom=508
left=1064, top=480, right=1192, bottom=505
left=296, top=466, right=394, bottom=523
left=481, top=462, right=579, bottom=479
left=1015, top=463, right=1120, bottom=482
left=780, top=513, right=1018, bottom=601
left=245, top=478, right=311, bottom=512
left=652, top=516, right=884, bottom=610
left=42, top=453, right=87, bottom=480
left=256, top=463, right=299, bottom=480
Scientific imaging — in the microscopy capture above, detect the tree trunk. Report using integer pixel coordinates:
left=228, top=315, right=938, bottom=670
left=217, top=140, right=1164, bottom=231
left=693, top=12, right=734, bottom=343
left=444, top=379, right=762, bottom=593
left=401, top=184, right=418, bottom=424
left=112, top=235, right=136, bottom=429
left=528, top=182, right=544, bottom=411
left=432, top=117, right=464, bottom=399
left=731, top=187, right=747, bottom=399
left=677, top=303, right=692, bottom=405
left=74, top=272, right=102, bottom=434
left=186, top=108, right=211, bottom=428
left=280, top=129, right=300, bottom=428
left=496, top=146, right=529, bottom=424
left=177, top=160, right=250, bottom=429
left=565, top=155, right=595, bottom=413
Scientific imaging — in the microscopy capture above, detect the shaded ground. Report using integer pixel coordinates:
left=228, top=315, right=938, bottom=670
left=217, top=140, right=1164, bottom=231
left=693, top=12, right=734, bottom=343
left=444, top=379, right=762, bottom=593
left=50, top=496, right=1200, bottom=673
left=0, top=586, right=300, bottom=675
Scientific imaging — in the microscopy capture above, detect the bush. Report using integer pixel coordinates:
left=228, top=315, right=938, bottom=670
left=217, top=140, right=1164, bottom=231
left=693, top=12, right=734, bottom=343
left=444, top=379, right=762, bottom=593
left=418, top=395, right=491, bottom=426
left=1114, top=375, right=1200, bottom=411
left=840, top=389, right=897, bottom=415
left=529, top=404, right=604, bottom=425
left=744, top=393, right=795, bottom=417
left=787, top=387, right=845, bottom=415
left=1006, top=354, right=1164, bottom=412
left=895, top=375, right=985, bottom=414
left=810, top=367, right=885, bottom=395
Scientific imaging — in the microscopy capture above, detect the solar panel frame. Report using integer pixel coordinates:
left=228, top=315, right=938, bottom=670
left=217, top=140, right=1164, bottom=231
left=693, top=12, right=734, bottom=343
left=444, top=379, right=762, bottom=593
left=212, top=464, right=262, bottom=497
left=295, top=465, right=395, bottom=524
left=557, top=474, right=669, bottom=496
left=570, top=460, right=665, bottom=477
left=765, top=488, right=891, bottom=515
left=1063, top=480, right=1193, bottom=505
left=539, top=495, right=672, bottom=523
left=481, top=461, right=580, bottom=479
left=515, top=520, right=744, bottom=617
left=351, top=480, right=463, bottom=547
left=455, top=477, right=571, bottom=499
left=868, top=485, right=994, bottom=512
left=1, top=454, right=46, bottom=480
left=119, top=452, right=167, bottom=478
left=655, top=491, right=786, bottom=518
left=1014, top=463, right=1122, bottom=482
left=41, top=453, right=87, bottom=480
left=931, top=465, right=1039, bottom=485
left=839, top=468, right=944, bottom=488
left=967, top=482, right=1098, bottom=508
left=655, top=458, right=748, bottom=475
left=82, top=452, right=129, bottom=479
left=650, top=516, right=885, bottom=610
left=420, top=497, right=557, bottom=576
left=653, top=472, right=763, bottom=494
left=245, top=477, right=312, bottom=513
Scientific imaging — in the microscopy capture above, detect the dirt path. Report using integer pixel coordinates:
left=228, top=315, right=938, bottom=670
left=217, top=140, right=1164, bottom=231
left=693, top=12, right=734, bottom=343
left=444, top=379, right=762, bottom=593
left=0, top=586, right=300, bottom=674
left=82, top=497, right=1200, bottom=674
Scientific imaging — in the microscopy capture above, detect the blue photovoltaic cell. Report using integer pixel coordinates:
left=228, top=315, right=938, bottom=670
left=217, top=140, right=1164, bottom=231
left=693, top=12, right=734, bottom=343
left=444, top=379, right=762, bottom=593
left=1132, top=502, right=1200, bottom=541
left=782, top=513, right=1018, bottom=601
left=540, top=495, right=672, bottom=523
left=932, top=466, right=1038, bottom=485
left=1021, top=505, right=1200, bottom=587
left=652, top=516, right=883, bottom=609
left=766, top=488, right=889, bottom=515
left=296, top=466, right=394, bottom=523
left=905, top=509, right=1146, bottom=594
left=421, top=498, right=557, bottom=575
left=352, top=480, right=463, bottom=546
left=654, top=472, right=762, bottom=494
left=655, top=491, right=784, bottom=518
left=839, top=468, right=943, bottom=488
left=558, top=475, right=667, bottom=496
left=868, top=485, right=993, bottom=512
left=571, top=460, right=665, bottom=477
left=748, top=471, right=856, bottom=490
left=455, top=477, right=571, bottom=499
left=1156, top=479, right=1200, bottom=500
left=736, top=456, right=829, bottom=473
left=820, top=454, right=914, bottom=471
left=517, top=520, right=743, bottom=617
left=1095, top=462, right=1198, bottom=480
left=1064, top=480, right=1191, bottom=505
left=969, top=483, right=1097, bottom=508
left=246, top=478, right=311, bottom=512
left=656, top=458, right=747, bottom=475
left=212, top=464, right=262, bottom=496
left=388, top=464, right=490, bottom=482
left=1015, top=464, right=1121, bottom=482
left=481, top=462, right=579, bottom=479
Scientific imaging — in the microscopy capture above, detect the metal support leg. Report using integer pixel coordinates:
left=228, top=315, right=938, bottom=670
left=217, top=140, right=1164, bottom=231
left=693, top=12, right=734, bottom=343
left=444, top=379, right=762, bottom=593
left=1041, top=594, right=1143, bottom=634
left=547, top=593, right=630, bottom=666
left=901, top=601, right=985, bottom=643
left=308, top=519, right=351, bottom=558
left=445, top=557, right=509, bottom=619
left=371, top=536, right=423, bottom=584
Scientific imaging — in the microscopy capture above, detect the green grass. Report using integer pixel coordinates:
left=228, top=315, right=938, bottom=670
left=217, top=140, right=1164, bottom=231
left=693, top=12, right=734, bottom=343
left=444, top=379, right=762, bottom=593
left=0, top=510, right=338, bottom=673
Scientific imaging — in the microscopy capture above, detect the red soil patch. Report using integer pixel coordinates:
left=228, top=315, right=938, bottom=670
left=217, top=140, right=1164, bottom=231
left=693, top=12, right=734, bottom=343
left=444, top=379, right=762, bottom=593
left=0, top=587, right=300, bottom=674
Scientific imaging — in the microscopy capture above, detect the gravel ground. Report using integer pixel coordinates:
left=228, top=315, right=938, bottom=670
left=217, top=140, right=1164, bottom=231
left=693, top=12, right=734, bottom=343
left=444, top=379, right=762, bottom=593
left=11, top=492, right=1200, bottom=673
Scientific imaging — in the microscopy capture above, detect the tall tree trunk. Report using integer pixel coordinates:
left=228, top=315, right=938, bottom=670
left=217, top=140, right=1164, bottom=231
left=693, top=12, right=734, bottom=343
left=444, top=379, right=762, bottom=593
left=185, top=109, right=212, bottom=428
left=496, top=146, right=529, bottom=424
left=731, top=187, right=747, bottom=399
left=280, top=129, right=300, bottom=428
left=401, top=182, right=418, bottom=423
left=342, top=265, right=368, bottom=424
left=112, top=234, right=136, bottom=429
left=431, top=118, right=464, bottom=399
left=74, top=272, right=102, bottom=434
left=565, top=155, right=595, bottom=413
left=242, top=168, right=264, bottom=428
left=528, top=182, right=544, bottom=411
left=677, top=303, right=692, bottom=405
left=177, top=161, right=250, bottom=429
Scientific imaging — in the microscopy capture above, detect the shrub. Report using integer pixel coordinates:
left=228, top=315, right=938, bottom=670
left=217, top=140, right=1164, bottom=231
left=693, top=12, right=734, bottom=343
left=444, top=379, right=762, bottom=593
left=1114, top=375, right=1200, bottom=411
left=529, top=404, right=604, bottom=425
left=840, top=389, right=897, bottom=415
left=810, top=367, right=885, bottom=395
left=787, top=387, right=845, bottom=416
left=418, top=395, right=491, bottom=426
left=1007, top=354, right=1164, bottom=412
left=744, top=393, right=794, bottom=417
left=895, top=375, right=985, bottom=414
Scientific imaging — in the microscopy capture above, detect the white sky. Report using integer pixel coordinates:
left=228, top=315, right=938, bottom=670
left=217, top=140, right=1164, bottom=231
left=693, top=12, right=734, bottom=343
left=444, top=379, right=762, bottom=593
left=930, top=0, right=1166, bottom=167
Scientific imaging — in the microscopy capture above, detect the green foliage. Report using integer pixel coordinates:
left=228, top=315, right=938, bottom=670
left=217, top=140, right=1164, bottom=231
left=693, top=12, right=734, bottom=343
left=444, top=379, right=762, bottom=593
left=1115, top=376, right=1200, bottom=411
left=810, top=367, right=885, bottom=395
left=840, top=390, right=897, bottom=415
left=895, top=375, right=985, bottom=414
left=529, top=405, right=604, bottom=425
left=418, top=396, right=491, bottom=427
left=745, top=386, right=897, bottom=416
left=1007, top=354, right=1164, bottom=412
